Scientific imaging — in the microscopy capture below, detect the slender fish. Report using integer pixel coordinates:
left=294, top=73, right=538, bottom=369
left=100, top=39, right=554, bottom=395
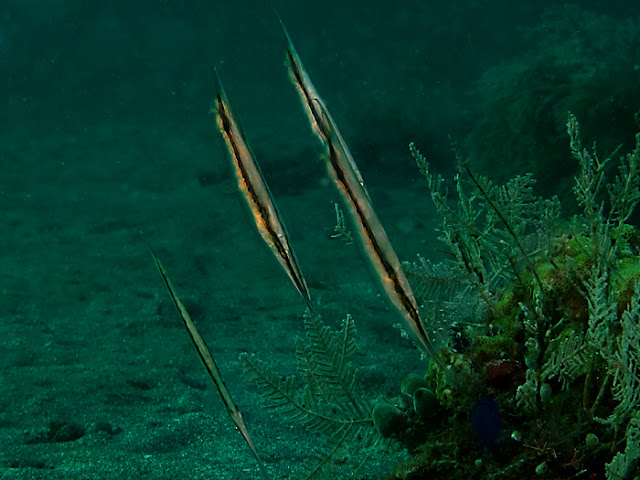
left=278, top=18, right=368, bottom=198
left=282, top=27, right=444, bottom=369
left=149, top=247, right=270, bottom=479
left=214, top=72, right=312, bottom=310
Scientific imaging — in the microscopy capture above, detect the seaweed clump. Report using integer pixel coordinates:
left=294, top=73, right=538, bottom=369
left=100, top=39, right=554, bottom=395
left=467, top=4, right=640, bottom=197
left=378, top=114, right=640, bottom=480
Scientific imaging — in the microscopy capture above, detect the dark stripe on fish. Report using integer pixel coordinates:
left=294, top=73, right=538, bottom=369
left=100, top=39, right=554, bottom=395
left=215, top=74, right=312, bottom=310
left=279, top=24, right=443, bottom=368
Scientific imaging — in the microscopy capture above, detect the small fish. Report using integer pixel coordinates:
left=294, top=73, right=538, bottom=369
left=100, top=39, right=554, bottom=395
left=471, top=397, right=503, bottom=449
left=280, top=23, right=444, bottom=369
left=278, top=16, right=368, bottom=198
left=214, top=71, right=312, bottom=310
left=149, top=247, right=270, bottom=479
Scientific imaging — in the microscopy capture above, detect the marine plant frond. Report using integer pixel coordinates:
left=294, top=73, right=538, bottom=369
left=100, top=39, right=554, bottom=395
left=568, top=113, right=612, bottom=247
left=452, top=141, right=546, bottom=289
left=541, top=330, right=592, bottom=388
left=605, top=132, right=640, bottom=268
left=402, top=255, right=464, bottom=303
left=242, top=312, right=377, bottom=479
left=242, top=355, right=327, bottom=424
left=605, top=283, right=640, bottom=427
left=331, top=203, right=354, bottom=245
left=585, top=269, right=617, bottom=357
left=411, top=141, right=558, bottom=310
left=605, top=415, right=640, bottom=480
left=403, top=255, right=480, bottom=345
left=568, top=112, right=640, bottom=275
left=297, top=313, right=366, bottom=415
left=607, top=133, right=640, bottom=228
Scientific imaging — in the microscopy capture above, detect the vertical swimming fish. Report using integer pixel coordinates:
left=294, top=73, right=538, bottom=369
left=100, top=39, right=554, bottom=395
left=214, top=71, right=313, bottom=310
left=149, top=247, right=270, bottom=479
left=278, top=18, right=368, bottom=199
left=281, top=24, right=445, bottom=369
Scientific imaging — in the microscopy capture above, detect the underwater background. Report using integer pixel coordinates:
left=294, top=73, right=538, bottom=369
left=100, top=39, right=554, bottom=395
left=1, top=1, right=639, bottom=479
